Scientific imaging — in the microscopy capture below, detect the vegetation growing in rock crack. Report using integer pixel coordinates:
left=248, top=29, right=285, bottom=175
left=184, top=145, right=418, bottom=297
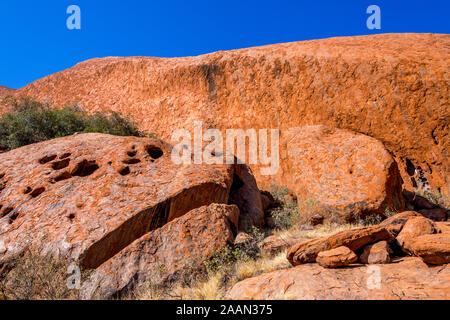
left=268, top=185, right=300, bottom=230
left=0, top=97, right=151, bottom=150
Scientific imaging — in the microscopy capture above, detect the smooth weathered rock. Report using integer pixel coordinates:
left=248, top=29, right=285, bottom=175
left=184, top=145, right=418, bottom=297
left=283, top=125, right=404, bottom=222
left=287, top=225, right=393, bottom=266
left=7, top=34, right=449, bottom=197
left=227, top=257, right=450, bottom=300
left=408, top=234, right=450, bottom=265
left=316, top=246, right=357, bottom=268
left=360, top=241, right=392, bottom=264
left=259, top=235, right=300, bottom=256
left=380, top=211, right=422, bottom=228
left=0, top=133, right=239, bottom=268
left=419, top=208, right=447, bottom=222
left=80, top=204, right=239, bottom=299
left=396, top=217, right=436, bottom=254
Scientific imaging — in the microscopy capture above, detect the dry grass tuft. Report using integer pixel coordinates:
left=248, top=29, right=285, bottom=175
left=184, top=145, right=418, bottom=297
left=0, top=249, right=80, bottom=300
left=275, top=222, right=363, bottom=241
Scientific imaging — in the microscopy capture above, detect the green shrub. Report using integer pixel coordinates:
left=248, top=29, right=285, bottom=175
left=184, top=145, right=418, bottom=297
left=269, top=185, right=299, bottom=230
left=204, top=246, right=248, bottom=274
left=204, top=227, right=265, bottom=274
left=0, top=97, right=146, bottom=150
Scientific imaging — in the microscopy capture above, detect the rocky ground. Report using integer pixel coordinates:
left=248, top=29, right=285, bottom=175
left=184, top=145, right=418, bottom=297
left=0, top=33, right=449, bottom=300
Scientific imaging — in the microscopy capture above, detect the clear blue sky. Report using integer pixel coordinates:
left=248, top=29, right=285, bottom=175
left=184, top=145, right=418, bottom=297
left=0, top=0, right=448, bottom=89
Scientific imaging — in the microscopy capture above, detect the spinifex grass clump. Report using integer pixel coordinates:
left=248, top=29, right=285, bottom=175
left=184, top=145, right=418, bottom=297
left=0, top=97, right=146, bottom=150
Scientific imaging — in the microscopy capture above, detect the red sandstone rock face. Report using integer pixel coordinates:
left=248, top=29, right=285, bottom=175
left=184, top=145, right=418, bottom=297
left=0, top=86, right=15, bottom=99
left=396, top=216, right=436, bottom=254
left=80, top=204, right=239, bottom=300
left=227, top=257, right=450, bottom=300
left=8, top=34, right=449, bottom=196
left=282, top=125, right=404, bottom=222
left=0, top=86, right=15, bottom=115
left=0, top=133, right=240, bottom=268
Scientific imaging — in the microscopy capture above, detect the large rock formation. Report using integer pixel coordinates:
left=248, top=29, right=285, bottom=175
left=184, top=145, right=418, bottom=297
left=396, top=216, right=436, bottom=254
left=80, top=204, right=239, bottom=299
left=407, top=234, right=450, bottom=265
left=0, top=133, right=260, bottom=268
left=227, top=257, right=450, bottom=300
left=282, top=125, right=404, bottom=221
left=7, top=34, right=449, bottom=196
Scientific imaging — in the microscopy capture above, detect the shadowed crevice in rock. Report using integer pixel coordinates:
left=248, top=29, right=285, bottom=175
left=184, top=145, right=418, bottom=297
left=0, top=133, right=240, bottom=266
left=79, top=181, right=230, bottom=269
left=229, top=164, right=264, bottom=231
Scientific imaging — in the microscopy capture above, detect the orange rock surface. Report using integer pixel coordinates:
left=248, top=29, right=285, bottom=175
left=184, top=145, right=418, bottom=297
left=0, top=133, right=241, bottom=268
left=282, top=125, right=404, bottom=221
left=408, top=233, right=450, bottom=265
left=8, top=33, right=449, bottom=196
left=80, top=203, right=239, bottom=299
left=396, top=216, right=436, bottom=254
left=0, top=86, right=15, bottom=99
left=227, top=257, right=450, bottom=300
left=360, top=240, right=392, bottom=264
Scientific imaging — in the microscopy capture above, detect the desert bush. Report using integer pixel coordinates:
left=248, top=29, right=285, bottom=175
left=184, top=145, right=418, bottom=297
left=268, top=185, right=300, bottom=230
left=0, top=249, right=81, bottom=300
left=361, top=213, right=384, bottom=226
left=204, top=226, right=265, bottom=275
left=0, top=97, right=146, bottom=150
left=204, top=246, right=249, bottom=275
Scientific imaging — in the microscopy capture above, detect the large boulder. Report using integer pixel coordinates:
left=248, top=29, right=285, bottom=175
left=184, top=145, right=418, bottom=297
left=227, top=257, right=450, bottom=300
left=282, top=126, right=404, bottom=222
left=0, top=133, right=243, bottom=268
left=80, top=204, right=239, bottom=300
left=396, top=217, right=436, bottom=254
left=407, top=234, right=450, bottom=265
left=287, top=225, right=393, bottom=266
left=8, top=34, right=449, bottom=197
left=360, top=241, right=392, bottom=264
left=316, top=246, right=357, bottom=268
